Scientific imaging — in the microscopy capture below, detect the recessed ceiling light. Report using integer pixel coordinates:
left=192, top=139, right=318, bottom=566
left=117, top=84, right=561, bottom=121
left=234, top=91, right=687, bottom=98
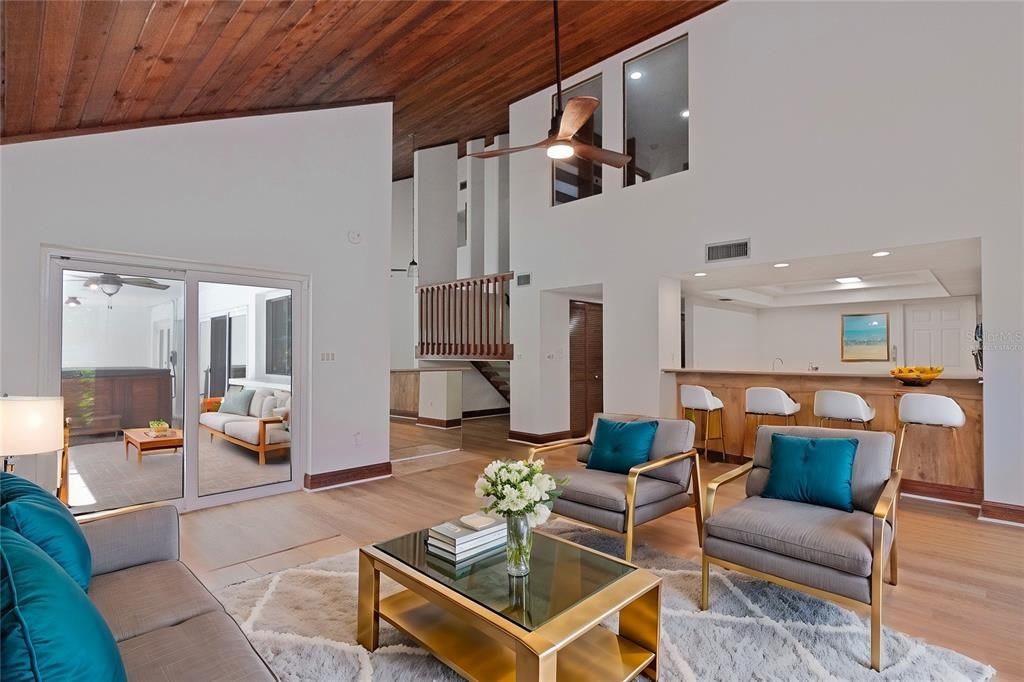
left=629, top=71, right=643, bottom=80
left=872, top=251, right=891, bottom=257
left=773, top=263, right=790, bottom=268
left=693, top=272, right=707, bottom=277
left=680, top=109, right=690, bottom=118
left=835, top=276, right=862, bottom=284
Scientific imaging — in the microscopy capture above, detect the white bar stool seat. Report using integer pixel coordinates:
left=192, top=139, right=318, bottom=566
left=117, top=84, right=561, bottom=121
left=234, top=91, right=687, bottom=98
left=896, top=393, right=966, bottom=468
left=680, top=385, right=726, bottom=460
left=813, top=390, right=876, bottom=429
left=743, top=387, right=800, bottom=456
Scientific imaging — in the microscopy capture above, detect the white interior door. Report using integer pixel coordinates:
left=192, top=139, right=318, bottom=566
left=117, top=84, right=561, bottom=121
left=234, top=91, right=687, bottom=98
left=903, top=298, right=976, bottom=375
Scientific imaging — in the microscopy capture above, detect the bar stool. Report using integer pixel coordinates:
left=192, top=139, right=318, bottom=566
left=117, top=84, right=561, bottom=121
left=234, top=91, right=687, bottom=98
left=744, top=387, right=801, bottom=456
left=896, top=393, right=966, bottom=469
left=813, top=390, right=875, bottom=429
left=679, top=384, right=726, bottom=460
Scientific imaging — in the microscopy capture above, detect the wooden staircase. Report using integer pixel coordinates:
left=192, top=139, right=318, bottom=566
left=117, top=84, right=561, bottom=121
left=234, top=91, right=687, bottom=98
left=472, top=361, right=510, bottom=402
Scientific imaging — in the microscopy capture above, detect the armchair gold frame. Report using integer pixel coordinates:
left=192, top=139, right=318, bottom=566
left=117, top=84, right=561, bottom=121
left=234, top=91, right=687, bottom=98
left=699, top=461, right=902, bottom=671
left=529, top=437, right=703, bottom=563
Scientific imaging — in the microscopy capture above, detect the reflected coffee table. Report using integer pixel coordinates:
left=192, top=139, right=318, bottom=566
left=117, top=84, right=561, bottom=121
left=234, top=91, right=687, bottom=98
left=358, top=528, right=661, bottom=681
left=123, top=428, right=182, bottom=464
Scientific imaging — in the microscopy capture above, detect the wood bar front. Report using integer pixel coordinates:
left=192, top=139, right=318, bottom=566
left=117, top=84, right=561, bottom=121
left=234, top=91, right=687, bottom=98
left=665, top=369, right=983, bottom=503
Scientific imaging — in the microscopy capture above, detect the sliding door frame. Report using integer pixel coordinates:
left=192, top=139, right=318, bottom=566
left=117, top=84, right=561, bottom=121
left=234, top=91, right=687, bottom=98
left=41, top=246, right=308, bottom=513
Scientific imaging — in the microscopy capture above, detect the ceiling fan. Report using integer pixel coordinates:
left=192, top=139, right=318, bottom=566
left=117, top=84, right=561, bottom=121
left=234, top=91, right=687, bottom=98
left=469, top=0, right=631, bottom=168
left=68, top=273, right=170, bottom=308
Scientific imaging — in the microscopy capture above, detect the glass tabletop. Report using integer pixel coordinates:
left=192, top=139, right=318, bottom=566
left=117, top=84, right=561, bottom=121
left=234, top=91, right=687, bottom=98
left=374, top=528, right=635, bottom=631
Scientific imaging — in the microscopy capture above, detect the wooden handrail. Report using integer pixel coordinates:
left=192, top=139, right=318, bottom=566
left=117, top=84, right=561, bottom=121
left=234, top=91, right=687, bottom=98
left=416, top=272, right=513, bottom=360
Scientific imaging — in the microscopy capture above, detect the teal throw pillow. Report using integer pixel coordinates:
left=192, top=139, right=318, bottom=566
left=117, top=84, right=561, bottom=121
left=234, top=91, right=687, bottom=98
left=762, top=433, right=858, bottom=512
left=0, top=473, right=91, bottom=591
left=219, top=389, right=255, bottom=416
left=1, top=528, right=127, bottom=682
left=586, top=419, right=659, bottom=475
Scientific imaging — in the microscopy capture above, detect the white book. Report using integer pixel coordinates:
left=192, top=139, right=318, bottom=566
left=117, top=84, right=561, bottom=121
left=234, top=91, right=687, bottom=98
left=426, top=538, right=505, bottom=563
left=428, top=516, right=504, bottom=547
left=427, top=529, right=506, bottom=554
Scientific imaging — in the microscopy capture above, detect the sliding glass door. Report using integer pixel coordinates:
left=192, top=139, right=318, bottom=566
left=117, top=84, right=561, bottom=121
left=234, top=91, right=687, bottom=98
left=49, top=254, right=304, bottom=513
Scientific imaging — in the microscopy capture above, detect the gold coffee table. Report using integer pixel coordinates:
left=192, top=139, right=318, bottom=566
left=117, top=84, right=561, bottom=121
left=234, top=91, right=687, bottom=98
left=358, top=528, right=661, bottom=681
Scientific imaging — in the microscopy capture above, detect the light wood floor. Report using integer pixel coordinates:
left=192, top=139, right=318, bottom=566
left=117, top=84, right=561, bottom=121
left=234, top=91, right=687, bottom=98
left=181, top=416, right=1024, bottom=679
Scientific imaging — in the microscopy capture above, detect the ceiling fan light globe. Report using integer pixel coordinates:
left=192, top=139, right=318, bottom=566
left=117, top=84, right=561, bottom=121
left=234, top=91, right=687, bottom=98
left=546, top=143, right=574, bottom=160
left=99, top=283, right=122, bottom=296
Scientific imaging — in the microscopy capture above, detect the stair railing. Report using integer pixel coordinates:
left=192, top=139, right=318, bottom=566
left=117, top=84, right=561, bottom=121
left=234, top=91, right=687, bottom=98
left=416, top=272, right=513, bottom=359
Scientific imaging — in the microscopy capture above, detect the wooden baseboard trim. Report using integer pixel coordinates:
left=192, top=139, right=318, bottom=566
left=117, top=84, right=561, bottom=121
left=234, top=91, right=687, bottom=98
left=390, top=409, right=417, bottom=418
left=304, top=462, right=392, bottom=490
left=979, top=500, right=1024, bottom=524
left=901, top=480, right=982, bottom=505
left=463, top=407, right=510, bottom=418
left=508, top=430, right=572, bottom=445
left=416, top=417, right=462, bottom=428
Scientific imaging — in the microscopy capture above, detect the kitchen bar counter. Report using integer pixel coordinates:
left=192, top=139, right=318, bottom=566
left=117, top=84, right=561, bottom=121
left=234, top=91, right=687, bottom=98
left=663, top=369, right=983, bottom=503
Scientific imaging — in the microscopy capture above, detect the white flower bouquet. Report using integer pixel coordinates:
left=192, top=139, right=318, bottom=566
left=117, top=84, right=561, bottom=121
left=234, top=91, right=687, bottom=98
left=474, top=459, right=566, bottom=576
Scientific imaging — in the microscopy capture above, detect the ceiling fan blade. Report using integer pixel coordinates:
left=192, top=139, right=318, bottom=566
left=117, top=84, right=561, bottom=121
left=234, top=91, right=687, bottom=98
left=120, top=277, right=170, bottom=290
left=469, top=139, right=552, bottom=159
left=573, top=143, right=632, bottom=168
left=557, top=96, right=599, bottom=140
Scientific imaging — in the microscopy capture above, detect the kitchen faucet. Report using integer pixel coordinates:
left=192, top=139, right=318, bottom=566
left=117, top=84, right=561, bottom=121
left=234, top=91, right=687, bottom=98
left=772, top=357, right=784, bottom=371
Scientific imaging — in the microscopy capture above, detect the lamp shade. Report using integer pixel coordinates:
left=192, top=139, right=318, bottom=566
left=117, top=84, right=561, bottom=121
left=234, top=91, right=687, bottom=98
left=0, top=397, right=65, bottom=456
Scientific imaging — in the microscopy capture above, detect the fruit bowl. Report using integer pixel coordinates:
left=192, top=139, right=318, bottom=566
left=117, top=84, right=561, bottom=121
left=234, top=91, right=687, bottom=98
left=890, top=366, right=944, bottom=386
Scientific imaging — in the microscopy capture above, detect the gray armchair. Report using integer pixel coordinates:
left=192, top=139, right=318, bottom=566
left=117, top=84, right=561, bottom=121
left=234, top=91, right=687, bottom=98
left=700, top=425, right=900, bottom=671
left=529, top=413, right=703, bottom=563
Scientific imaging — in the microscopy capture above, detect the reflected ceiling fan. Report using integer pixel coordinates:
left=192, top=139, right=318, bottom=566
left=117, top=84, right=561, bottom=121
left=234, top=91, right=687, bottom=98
left=469, top=0, right=631, bottom=168
left=69, top=273, right=170, bottom=308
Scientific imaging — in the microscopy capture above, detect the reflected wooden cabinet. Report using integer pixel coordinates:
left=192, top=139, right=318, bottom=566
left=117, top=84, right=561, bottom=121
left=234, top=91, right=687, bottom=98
left=62, top=368, right=173, bottom=440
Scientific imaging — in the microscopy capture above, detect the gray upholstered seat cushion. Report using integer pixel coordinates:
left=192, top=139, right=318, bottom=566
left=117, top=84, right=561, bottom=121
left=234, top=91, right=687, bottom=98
left=550, top=468, right=685, bottom=513
left=704, top=536, right=873, bottom=603
left=89, top=560, right=222, bottom=641
left=199, top=412, right=255, bottom=432
left=553, top=493, right=692, bottom=533
left=587, top=413, right=695, bottom=485
left=746, top=425, right=895, bottom=513
left=223, top=421, right=291, bottom=445
left=705, top=497, right=892, bottom=577
left=118, top=611, right=275, bottom=682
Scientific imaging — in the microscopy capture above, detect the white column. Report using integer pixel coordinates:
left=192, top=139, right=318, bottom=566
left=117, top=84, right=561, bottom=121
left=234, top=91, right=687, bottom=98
left=414, top=144, right=458, bottom=286
left=484, top=134, right=510, bottom=274
left=466, top=138, right=486, bottom=277
left=602, top=276, right=663, bottom=418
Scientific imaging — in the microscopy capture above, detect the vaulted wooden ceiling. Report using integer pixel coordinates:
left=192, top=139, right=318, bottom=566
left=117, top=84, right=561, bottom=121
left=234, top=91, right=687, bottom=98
left=1, top=0, right=722, bottom=179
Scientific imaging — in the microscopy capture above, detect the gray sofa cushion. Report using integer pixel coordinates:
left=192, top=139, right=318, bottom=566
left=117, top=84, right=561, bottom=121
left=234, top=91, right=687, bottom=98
left=704, top=536, right=872, bottom=603
left=200, top=412, right=255, bottom=432
left=89, top=560, right=222, bottom=641
left=550, top=467, right=685, bottom=513
left=224, top=421, right=291, bottom=445
left=746, top=426, right=895, bottom=513
left=705, top=497, right=892, bottom=577
left=118, top=611, right=275, bottom=682
left=553, top=493, right=692, bottom=533
left=589, top=413, right=695, bottom=485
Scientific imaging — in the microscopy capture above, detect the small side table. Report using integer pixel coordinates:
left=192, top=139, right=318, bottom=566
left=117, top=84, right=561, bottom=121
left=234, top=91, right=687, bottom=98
left=123, top=429, right=183, bottom=464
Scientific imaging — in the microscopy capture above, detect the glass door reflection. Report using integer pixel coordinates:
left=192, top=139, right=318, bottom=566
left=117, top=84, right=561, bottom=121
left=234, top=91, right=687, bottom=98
left=197, top=282, right=293, bottom=496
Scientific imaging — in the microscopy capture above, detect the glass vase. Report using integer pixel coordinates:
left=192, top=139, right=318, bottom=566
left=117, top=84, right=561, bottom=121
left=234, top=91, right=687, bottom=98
left=505, top=514, right=532, bottom=576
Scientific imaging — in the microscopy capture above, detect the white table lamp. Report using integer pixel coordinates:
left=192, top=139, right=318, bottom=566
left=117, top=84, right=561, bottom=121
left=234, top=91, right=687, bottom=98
left=0, top=396, right=69, bottom=503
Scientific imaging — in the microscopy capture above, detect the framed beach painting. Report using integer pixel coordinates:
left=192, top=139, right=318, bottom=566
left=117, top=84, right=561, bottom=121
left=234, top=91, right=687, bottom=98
left=841, top=313, right=890, bottom=362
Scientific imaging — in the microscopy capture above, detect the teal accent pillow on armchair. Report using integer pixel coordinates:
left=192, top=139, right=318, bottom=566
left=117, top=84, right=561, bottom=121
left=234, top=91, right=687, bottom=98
left=586, top=418, right=659, bottom=475
left=1, top=528, right=126, bottom=682
left=762, top=433, right=858, bottom=512
left=0, top=473, right=92, bottom=591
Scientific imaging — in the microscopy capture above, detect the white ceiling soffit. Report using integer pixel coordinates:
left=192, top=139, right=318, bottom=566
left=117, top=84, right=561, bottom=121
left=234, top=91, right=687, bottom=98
left=707, top=270, right=951, bottom=308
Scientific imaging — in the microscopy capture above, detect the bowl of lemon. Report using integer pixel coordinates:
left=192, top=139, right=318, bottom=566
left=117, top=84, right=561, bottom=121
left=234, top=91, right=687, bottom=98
left=890, top=366, right=944, bottom=386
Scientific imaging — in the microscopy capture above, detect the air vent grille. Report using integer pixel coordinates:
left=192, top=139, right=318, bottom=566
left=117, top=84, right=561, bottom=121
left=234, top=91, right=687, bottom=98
left=516, top=273, right=532, bottom=287
left=705, top=239, right=750, bottom=263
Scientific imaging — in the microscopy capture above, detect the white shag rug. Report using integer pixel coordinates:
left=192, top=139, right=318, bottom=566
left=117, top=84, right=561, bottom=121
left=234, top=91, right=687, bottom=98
left=215, top=522, right=995, bottom=681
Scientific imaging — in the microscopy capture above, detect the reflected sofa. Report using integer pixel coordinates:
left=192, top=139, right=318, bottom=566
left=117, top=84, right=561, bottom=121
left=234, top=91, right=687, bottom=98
left=199, top=387, right=290, bottom=465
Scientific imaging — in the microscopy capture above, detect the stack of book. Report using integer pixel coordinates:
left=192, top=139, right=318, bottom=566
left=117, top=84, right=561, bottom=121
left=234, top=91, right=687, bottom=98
left=426, top=513, right=506, bottom=570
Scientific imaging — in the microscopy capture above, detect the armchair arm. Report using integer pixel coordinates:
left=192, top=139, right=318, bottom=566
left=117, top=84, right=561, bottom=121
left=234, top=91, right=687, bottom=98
left=704, top=461, right=753, bottom=520
left=626, top=449, right=699, bottom=511
left=872, top=470, right=902, bottom=521
left=528, top=436, right=590, bottom=462
left=259, top=416, right=285, bottom=424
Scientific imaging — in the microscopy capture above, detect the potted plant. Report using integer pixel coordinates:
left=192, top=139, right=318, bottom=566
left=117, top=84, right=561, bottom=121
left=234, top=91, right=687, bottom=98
left=474, top=459, right=565, bottom=576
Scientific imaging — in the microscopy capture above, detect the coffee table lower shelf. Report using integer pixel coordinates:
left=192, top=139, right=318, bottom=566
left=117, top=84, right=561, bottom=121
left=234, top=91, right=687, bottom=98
left=379, top=589, right=655, bottom=682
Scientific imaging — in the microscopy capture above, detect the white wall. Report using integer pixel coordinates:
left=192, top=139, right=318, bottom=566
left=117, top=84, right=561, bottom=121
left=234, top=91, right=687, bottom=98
left=0, top=105, right=393, bottom=487
left=391, top=178, right=414, bottom=268
left=688, top=301, right=759, bottom=371
left=62, top=305, right=157, bottom=368
left=414, top=144, right=457, bottom=286
left=508, top=2, right=1023, bottom=504
left=390, top=178, right=416, bottom=369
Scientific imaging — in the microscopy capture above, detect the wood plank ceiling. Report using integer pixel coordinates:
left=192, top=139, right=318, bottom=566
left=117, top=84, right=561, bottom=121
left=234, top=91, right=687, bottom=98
left=1, top=0, right=722, bottom=179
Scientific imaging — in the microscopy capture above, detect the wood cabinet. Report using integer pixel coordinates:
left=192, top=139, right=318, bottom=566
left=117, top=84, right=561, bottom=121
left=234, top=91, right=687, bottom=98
left=62, top=368, right=173, bottom=439
left=666, top=370, right=984, bottom=503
